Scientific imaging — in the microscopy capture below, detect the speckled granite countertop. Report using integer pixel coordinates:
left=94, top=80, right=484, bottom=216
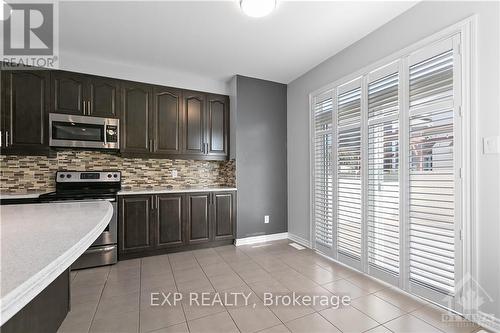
left=0, top=192, right=45, bottom=200
left=0, top=201, right=113, bottom=325
left=117, top=186, right=237, bottom=195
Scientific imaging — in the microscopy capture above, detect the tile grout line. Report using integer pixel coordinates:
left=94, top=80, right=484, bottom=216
left=192, top=251, right=243, bottom=333
left=87, top=267, right=111, bottom=333
left=168, top=254, right=190, bottom=332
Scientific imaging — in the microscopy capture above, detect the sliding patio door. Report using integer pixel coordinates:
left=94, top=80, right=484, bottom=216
left=311, top=33, right=464, bottom=310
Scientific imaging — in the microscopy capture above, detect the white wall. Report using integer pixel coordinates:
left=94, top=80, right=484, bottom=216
left=287, top=0, right=500, bottom=323
left=59, top=50, right=230, bottom=95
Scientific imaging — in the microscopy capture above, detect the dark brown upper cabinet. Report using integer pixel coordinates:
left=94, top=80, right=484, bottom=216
left=51, top=71, right=85, bottom=116
left=119, top=195, right=154, bottom=255
left=207, top=94, right=229, bottom=158
left=120, top=82, right=152, bottom=154
left=88, top=77, right=120, bottom=118
left=183, top=91, right=206, bottom=157
left=186, top=192, right=211, bottom=244
left=51, top=71, right=119, bottom=118
left=181, top=91, right=229, bottom=160
left=1, top=70, right=50, bottom=155
left=152, top=87, right=182, bottom=155
left=155, top=194, right=184, bottom=248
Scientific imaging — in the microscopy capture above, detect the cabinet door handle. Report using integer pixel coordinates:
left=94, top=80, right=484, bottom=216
left=88, top=101, right=91, bottom=115
left=5, top=131, right=9, bottom=147
left=150, top=197, right=154, bottom=210
left=149, top=139, right=153, bottom=152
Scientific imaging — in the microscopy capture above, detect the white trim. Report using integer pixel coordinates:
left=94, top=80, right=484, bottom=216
left=234, top=232, right=288, bottom=246
left=476, top=312, right=500, bottom=333
left=288, top=233, right=312, bottom=249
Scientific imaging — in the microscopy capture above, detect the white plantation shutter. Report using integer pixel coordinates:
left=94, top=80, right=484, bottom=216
left=312, top=93, right=334, bottom=248
left=367, top=69, right=400, bottom=276
left=337, top=84, right=362, bottom=259
left=310, top=32, right=465, bottom=310
left=408, top=38, right=457, bottom=295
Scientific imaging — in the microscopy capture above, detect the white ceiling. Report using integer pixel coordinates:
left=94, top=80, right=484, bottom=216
left=59, top=1, right=417, bottom=87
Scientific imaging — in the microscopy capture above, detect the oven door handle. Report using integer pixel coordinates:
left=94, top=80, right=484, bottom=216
left=86, top=246, right=116, bottom=253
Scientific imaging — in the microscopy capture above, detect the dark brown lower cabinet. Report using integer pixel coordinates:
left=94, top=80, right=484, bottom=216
left=213, top=192, right=235, bottom=241
left=156, top=194, right=184, bottom=248
left=186, top=193, right=211, bottom=244
left=118, top=191, right=236, bottom=259
left=0, top=269, right=69, bottom=333
left=119, top=195, right=154, bottom=255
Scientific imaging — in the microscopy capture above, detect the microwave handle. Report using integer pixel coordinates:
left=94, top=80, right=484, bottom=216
left=104, top=123, right=107, bottom=146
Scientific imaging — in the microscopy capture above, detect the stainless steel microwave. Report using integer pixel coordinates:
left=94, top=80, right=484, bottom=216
left=49, top=113, right=119, bottom=149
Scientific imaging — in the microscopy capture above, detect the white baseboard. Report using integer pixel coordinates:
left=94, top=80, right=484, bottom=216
left=476, top=311, right=500, bottom=333
left=287, top=233, right=312, bottom=248
left=234, top=232, right=288, bottom=246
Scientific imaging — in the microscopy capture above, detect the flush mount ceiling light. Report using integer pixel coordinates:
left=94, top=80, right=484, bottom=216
left=240, top=0, right=276, bottom=18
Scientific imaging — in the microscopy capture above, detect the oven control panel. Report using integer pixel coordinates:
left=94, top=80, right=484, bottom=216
left=56, top=171, right=121, bottom=182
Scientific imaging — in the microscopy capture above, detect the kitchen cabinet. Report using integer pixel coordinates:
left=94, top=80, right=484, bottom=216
left=51, top=71, right=120, bottom=118
left=182, top=91, right=229, bottom=160
left=212, top=191, right=235, bottom=241
left=118, top=191, right=236, bottom=259
left=1, top=70, right=51, bottom=155
left=119, top=195, right=154, bottom=255
left=186, top=192, right=211, bottom=244
left=155, top=194, right=184, bottom=248
left=182, top=91, right=206, bottom=157
left=206, top=94, right=229, bottom=158
left=152, top=86, right=183, bottom=155
left=120, top=82, right=152, bottom=154
left=51, top=71, right=85, bottom=116
left=88, top=77, right=120, bottom=118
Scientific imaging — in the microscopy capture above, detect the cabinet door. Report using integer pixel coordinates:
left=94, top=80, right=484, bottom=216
left=119, top=196, right=154, bottom=255
left=51, top=71, right=85, bottom=115
left=1, top=70, right=50, bottom=154
left=88, top=77, right=119, bottom=118
left=155, top=194, right=184, bottom=248
left=121, top=82, right=152, bottom=154
left=152, top=87, right=182, bottom=155
left=186, top=193, right=210, bottom=244
left=212, top=192, right=235, bottom=241
left=182, top=91, right=206, bottom=156
left=206, top=94, right=229, bottom=158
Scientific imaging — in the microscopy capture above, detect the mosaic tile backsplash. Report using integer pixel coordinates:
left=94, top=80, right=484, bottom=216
left=0, top=151, right=236, bottom=194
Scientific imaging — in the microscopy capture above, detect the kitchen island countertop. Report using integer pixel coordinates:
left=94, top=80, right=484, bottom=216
left=0, top=201, right=113, bottom=325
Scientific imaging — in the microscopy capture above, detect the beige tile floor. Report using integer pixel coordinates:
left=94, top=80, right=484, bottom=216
left=58, top=240, right=484, bottom=333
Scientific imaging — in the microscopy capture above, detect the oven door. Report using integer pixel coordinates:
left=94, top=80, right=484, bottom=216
left=49, top=113, right=119, bottom=149
left=92, top=200, right=117, bottom=246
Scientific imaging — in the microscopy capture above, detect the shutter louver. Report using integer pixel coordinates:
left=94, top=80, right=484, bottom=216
left=409, top=47, right=455, bottom=295
left=337, top=87, right=362, bottom=259
left=313, top=95, right=334, bottom=247
left=367, top=72, right=400, bottom=276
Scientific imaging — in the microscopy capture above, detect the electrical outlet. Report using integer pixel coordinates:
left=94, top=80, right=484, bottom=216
left=483, top=136, right=500, bottom=154
left=264, top=215, right=270, bottom=224
left=171, top=170, right=178, bottom=178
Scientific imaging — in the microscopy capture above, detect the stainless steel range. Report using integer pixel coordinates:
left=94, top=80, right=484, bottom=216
left=39, top=171, right=121, bottom=270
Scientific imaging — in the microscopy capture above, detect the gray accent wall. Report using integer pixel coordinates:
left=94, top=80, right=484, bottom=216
left=235, top=75, right=287, bottom=238
left=287, top=1, right=499, bottom=321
